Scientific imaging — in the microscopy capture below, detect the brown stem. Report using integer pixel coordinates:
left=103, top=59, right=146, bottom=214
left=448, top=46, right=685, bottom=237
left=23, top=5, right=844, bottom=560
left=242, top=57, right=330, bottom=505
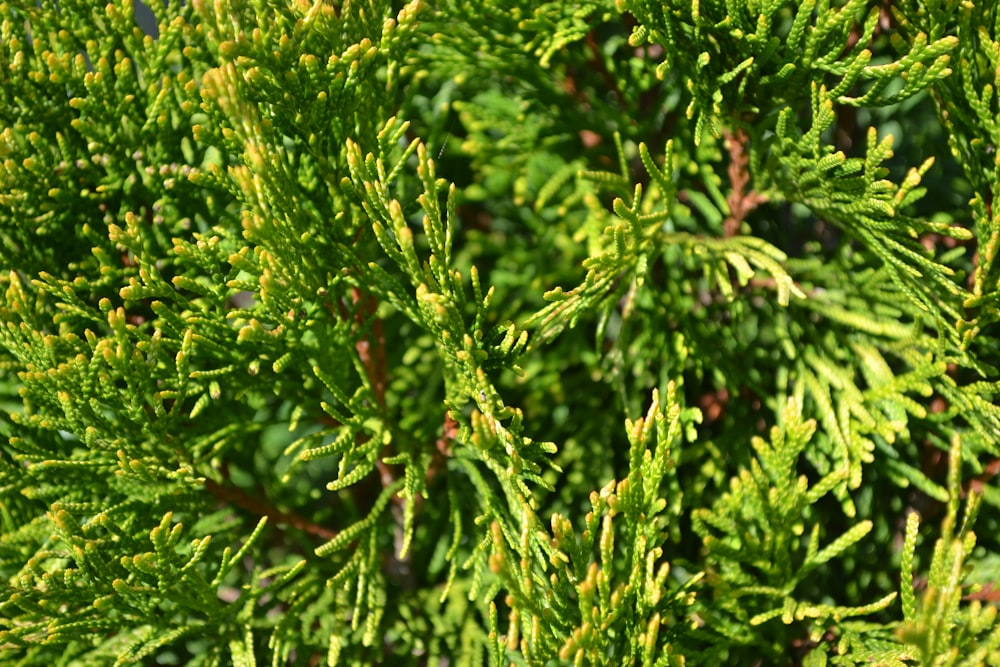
left=426, top=412, right=457, bottom=488
left=965, top=582, right=1000, bottom=602
left=203, top=477, right=337, bottom=541
left=352, top=286, right=388, bottom=411
left=350, top=287, right=398, bottom=496
left=347, top=287, right=418, bottom=587
left=722, top=126, right=766, bottom=237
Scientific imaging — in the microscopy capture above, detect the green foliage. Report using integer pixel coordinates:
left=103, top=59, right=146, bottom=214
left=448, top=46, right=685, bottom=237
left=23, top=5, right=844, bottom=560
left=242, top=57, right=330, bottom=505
left=1, top=0, right=999, bottom=665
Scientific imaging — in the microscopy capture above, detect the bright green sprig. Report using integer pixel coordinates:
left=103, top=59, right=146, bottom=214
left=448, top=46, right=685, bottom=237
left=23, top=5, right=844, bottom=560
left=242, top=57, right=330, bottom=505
left=487, top=382, right=700, bottom=665
left=692, top=395, right=895, bottom=656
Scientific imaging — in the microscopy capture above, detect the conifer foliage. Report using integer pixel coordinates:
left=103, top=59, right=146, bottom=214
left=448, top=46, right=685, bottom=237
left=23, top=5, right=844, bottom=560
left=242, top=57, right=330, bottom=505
left=2, top=0, right=999, bottom=664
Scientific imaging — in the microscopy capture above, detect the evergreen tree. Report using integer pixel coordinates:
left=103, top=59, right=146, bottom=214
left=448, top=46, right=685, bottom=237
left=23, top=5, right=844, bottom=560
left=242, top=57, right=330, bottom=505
left=2, top=0, right=999, bottom=664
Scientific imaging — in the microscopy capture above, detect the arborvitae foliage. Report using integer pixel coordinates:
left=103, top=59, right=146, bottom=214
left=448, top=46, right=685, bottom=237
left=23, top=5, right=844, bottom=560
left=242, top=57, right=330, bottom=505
left=1, top=0, right=999, bottom=664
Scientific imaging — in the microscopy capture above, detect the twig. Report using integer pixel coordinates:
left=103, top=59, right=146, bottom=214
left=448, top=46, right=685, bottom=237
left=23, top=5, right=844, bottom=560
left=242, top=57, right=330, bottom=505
left=722, top=126, right=766, bottom=237
left=203, top=477, right=338, bottom=541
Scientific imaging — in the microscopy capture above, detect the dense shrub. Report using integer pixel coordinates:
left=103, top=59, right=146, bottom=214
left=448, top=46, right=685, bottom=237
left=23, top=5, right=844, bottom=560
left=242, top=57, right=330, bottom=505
left=2, top=1, right=999, bottom=664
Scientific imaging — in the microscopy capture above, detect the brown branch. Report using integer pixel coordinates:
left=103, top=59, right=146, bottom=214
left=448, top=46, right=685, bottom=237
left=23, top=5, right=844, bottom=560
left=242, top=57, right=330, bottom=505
left=722, top=126, right=766, bottom=237
left=350, top=287, right=398, bottom=496
left=351, top=286, right=388, bottom=411
left=348, top=287, right=417, bottom=587
left=424, top=412, right=457, bottom=493
left=965, top=582, right=1000, bottom=602
left=319, top=282, right=403, bottom=549
left=203, top=477, right=337, bottom=541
